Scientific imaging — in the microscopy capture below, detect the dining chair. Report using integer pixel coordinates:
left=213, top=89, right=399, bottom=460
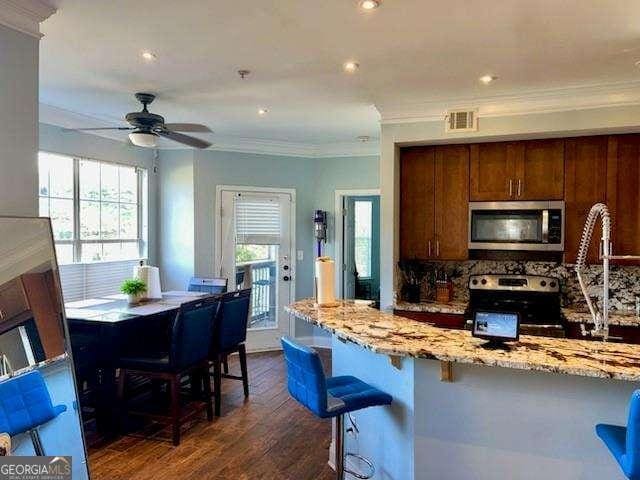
left=187, top=277, right=228, bottom=294
left=116, top=297, right=218, bottom=445
left=209, top=288, right=252, bottom=417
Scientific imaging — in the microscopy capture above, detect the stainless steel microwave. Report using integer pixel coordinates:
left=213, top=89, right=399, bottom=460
left=468, top=201, right=565, bottom=251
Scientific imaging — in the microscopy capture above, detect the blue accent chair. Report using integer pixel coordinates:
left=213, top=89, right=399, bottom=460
left=117, top=297, right=219, bottom=445
left=209, top=289, right=251, bottom=417
left=0, top=370, right=67, bottom=455
left=281, top=336, right=392, bottom=479
left=188, top=277, right=228, bottom=294
left=597, top=390, right=640, bottom=479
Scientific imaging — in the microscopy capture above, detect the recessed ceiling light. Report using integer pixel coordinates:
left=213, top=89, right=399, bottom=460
left=479, top=74, right=498, bottom=85
left=634, top=60, right=640, bottom=68
left=258, top=108, right=268, bottom=116
left=343, top=61, right=360, bottom=73
left=141, top=51, right=156, bottom=61
left=359, top=0, right=380, bottom=10
left=357, top=135, right=371, bottom=142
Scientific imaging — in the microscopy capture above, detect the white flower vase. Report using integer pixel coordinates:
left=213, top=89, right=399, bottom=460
left=127, top=292, right=145, bottom=305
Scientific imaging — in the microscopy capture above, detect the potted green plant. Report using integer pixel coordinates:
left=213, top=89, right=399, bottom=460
left=121, top=278, right=147, bottom=305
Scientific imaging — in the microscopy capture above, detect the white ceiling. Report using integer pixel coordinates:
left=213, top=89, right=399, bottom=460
left=39, top=0, right=640, bottom=154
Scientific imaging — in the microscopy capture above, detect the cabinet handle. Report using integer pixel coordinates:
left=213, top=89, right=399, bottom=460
left=0, top=309, right=4, bottom=321
left=428, top=240, right=432, bottom=257
left=517, top=179, right=522, bottom=197
left=509, top=179, right=513, bottom=198
left=436, top=240, right=440, bottom=257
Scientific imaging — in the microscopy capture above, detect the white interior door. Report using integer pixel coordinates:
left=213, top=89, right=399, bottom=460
left=218, top=189, right=294, bottom=351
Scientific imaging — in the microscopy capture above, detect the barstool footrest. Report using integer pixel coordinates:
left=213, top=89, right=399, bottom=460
left=344, top=452, right=375, bottom=479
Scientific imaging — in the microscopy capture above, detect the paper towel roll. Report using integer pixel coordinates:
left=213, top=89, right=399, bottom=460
left=315, top=256, right=337, bottom=307
left=134, top=264, right=162, bottom=300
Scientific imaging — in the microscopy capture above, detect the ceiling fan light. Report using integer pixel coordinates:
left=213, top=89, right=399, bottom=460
left=129, top=131, right=158, bottom=148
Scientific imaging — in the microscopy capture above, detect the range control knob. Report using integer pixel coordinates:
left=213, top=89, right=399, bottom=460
left=481, top=278, right=487, bottom=285
left=550, top=281, right=557, bottom=288
left=472, top=279, right=478, bottom=285
left=540, top=281, right=547, bottom=287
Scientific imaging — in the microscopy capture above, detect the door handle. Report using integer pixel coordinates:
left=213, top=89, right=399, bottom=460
left=517, top=179, right=522, bottom=197
left=428, top=240, right=432, bottom=257
left=436, top=240, right=440, bottom=257
left=508, top=179, right=513, bottom=198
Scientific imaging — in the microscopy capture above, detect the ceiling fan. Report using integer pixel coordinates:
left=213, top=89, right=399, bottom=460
left=64, top=92, right=212, bottom=149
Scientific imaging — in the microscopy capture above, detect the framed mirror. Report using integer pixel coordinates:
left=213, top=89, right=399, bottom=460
left=0, top=217, right=89, bottom=478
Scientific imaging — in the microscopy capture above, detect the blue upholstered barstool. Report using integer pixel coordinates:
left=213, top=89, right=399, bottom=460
left=0, top=370, right=67, bottom=456
left=281, top=337, right=392, bottom=479
left=596, top=390, right=640, bottom=479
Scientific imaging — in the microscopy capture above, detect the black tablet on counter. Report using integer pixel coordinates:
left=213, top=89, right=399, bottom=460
left=472, top=310, right=520, bottom=347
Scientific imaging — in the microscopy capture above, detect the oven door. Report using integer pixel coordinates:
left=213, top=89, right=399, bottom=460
left=468, top=201, right=564, bottom=251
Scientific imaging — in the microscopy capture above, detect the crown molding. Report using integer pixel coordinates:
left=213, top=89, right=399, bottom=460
left=39, top=102, right=380, bottom=158
left=0, top=0, right=56, bottom=38
left=377, top=80, right=640, bottom=125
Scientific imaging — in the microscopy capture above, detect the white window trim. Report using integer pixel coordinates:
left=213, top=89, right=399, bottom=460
left=38, top=150, right=148, bottom=265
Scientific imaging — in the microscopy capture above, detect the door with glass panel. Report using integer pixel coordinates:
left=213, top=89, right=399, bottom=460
left=218, top=189, right=294, bottom=351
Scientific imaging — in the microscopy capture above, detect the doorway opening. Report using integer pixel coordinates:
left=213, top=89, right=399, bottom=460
left=335, top=190, right=380, bottom=306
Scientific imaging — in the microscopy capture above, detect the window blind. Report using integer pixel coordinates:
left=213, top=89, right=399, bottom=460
left=59, top=259, right=141, bottom=302
left=235, top=195, right=281, bottom=245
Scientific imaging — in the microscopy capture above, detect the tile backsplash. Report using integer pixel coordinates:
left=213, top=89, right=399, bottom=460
left=397, top=260, right=640, bottom=312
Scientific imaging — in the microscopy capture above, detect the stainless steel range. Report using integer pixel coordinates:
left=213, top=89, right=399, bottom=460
left=465, top=274, right=565, bottom=337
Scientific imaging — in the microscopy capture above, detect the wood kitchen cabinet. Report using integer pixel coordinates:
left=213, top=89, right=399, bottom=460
left=469, top=142, right=516, bottom=201
left=517, top=139, right=564, bottom=200
left=564, top=136, right=608, bottom=264
left=400, top=147, right=435, bottom=259
left=400, top=145, right=469, bottom=260
left=470, top=139, right=564, bottom=201
left=606, top=134, right=640, bottom=264
left=0, top=278, right=29, bottom=324
left=434, top=145, right=469, bottom=260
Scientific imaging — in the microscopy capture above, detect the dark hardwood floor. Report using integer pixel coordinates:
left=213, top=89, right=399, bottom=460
left=89, top=350, right=334, bottom=480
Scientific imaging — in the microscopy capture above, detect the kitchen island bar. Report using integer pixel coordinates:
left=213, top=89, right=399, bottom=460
left=286, top=299, right=640, bottom=480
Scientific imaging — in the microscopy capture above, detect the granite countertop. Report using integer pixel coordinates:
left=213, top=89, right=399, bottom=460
left=562, top=307, right=640, bottom=327
left=287, top=299, right=640, bottom=382
left=394, top=300, right=467, bottom=315
left=394, top=300, right=640, bottom=327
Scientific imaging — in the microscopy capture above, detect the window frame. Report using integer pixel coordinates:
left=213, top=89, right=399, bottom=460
left=353, top=199, right=373, bottom=280
left=38, top=151, right=148, bottom=264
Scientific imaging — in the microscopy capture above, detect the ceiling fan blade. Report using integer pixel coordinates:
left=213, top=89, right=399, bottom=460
left=163, top=123, right=212, bottom=133
left=62, top=127, right=134, bottom=132
left=157, top=130, right=211, bottom=149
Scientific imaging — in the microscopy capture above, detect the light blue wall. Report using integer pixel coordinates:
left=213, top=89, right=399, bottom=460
left=158, top=150, right=194, bottom=290
left=38, top=123, right=159, bottom=264
left=158, top=150, right=379, bottom=340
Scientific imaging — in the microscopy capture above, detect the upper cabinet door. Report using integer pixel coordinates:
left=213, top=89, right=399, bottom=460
left=564, top=136, right=608, bottom=264
left=516, top=139, right=565, bottom=200
left=400, top=147, right=435, bottom=259
left=434, top=145, right=469, bottom=260
left=607, top=134, right=640, bottom=263
left=469, top=142, right=518, bottom=201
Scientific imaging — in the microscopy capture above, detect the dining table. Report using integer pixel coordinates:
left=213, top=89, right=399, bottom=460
left=65, top=291, right=214, bottom=436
